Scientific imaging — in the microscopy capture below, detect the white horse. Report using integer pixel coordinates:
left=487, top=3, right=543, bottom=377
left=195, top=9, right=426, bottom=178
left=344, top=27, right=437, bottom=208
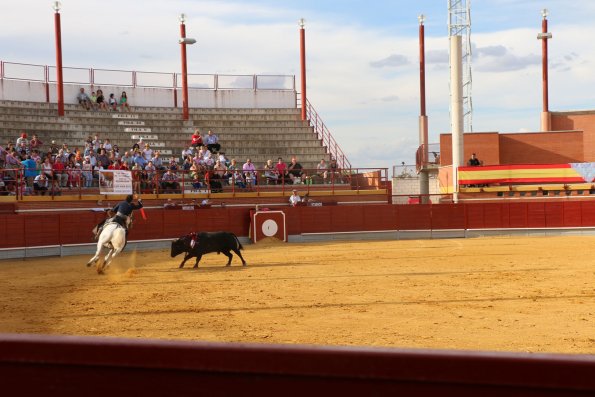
left=86, top=218, right=130, bottom=274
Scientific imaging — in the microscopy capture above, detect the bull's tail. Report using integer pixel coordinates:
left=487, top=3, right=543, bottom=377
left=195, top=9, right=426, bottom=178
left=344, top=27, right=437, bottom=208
left=233, top=233, right=244, bottom=251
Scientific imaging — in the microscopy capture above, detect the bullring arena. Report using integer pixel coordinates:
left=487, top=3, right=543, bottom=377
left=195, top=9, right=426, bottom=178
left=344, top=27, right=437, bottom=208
left=4, top=3, right=595, bottom=394
left=1, top=236, right=595, bottom=353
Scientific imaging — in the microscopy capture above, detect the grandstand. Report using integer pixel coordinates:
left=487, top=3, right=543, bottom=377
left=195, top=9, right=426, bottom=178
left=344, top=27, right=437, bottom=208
left=0, top=100, right=330, bottom=169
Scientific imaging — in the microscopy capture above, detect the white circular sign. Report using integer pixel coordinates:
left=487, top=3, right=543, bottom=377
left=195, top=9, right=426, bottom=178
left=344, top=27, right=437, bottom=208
left=261, top=219, right=278, bottom=237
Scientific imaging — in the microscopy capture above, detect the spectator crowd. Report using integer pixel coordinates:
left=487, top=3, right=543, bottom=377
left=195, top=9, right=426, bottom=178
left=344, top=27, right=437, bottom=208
left=1, top=120, right=342, bottom=196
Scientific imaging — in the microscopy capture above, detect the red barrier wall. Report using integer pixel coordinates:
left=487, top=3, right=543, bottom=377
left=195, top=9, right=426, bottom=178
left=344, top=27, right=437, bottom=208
left=3, top=334, right=595, bottom=396
left=3, top=202, right=595, bottom=249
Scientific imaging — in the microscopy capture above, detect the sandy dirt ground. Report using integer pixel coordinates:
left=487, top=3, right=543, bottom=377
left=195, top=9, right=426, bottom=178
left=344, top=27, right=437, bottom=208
left=1, top=236, right=594, bottom=354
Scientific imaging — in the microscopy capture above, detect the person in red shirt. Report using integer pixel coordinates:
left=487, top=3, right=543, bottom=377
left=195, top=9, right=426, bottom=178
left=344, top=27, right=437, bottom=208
left=275, top=157, right=289, bottom=184
left=52, top=156, right=67, bottom=189
left=190, top=128, right=203, bottom=148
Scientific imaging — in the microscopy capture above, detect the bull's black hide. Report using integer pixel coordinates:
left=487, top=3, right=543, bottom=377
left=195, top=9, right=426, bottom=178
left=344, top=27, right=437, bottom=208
left=171, top=232, right=247, bottom=268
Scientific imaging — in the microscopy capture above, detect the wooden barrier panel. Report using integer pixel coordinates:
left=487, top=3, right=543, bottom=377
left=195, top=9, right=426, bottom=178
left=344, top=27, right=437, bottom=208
left=2, top=334, right=595, bottom=396
left=508, top=203, right=529, bottom=229
left=563, top=202, right=582, bottom=227
left=397, top=204, right=432, bottom=230
left=299, top=206, right=332, bottom=233
left=7, top=202, right=595, bottom=251
left=526, top=202, right=546, bottom=228
left=0, top=215, right=25, bottom=248
left=431, top=204, right=466, bottom=230
left=544, top=202, right=564, bottom=228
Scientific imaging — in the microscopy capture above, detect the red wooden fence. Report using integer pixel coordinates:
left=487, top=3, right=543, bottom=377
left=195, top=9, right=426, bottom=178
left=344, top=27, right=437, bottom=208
left=3, top=202, right=595, bottom=248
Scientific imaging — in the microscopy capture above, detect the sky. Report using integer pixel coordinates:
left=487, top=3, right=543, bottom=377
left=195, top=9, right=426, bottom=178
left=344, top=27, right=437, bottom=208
left=2, top=0, right=595, bottom=169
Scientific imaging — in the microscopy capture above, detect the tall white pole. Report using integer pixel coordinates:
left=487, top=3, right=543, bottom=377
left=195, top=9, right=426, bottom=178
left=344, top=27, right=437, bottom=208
left=450, top=35, right=464, bottom=203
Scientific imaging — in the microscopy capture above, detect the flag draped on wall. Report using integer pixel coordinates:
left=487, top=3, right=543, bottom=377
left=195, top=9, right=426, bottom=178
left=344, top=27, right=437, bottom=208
left=458, top=163, right=595, bottom=185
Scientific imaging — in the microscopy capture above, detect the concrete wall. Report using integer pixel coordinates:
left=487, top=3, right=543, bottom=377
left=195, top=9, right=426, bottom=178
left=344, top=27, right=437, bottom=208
left=392, top=176, right=440, bottom=204
left=0, top=79, right=296, bottom=109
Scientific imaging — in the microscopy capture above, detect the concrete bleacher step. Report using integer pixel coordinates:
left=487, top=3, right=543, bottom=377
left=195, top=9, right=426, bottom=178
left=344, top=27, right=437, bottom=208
left=0, top=100, right=334, bottom=168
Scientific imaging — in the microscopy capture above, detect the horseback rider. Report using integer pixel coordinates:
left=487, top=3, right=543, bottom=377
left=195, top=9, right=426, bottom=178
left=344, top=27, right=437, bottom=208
left=93, top=194, right=143, bottom=240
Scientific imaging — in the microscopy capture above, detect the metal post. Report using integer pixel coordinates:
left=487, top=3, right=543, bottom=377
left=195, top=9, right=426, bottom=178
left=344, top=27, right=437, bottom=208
left=539, top=9, right=552, bottom=131
left=53, top=2, right=64, bottom=117
left=180, top=19, right=189, bottom=120
left=299, top=18, right=307, bottom=121
left=419, top=14, right=430, bottom=203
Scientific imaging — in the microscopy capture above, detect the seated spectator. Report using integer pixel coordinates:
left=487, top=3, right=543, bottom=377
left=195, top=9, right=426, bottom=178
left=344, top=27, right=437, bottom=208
left=70, top=163, right=82, bottom=189
left=228, top=168, right=246, bottom=189
left=29, top=134, right=43, bottom=151
left=90, top=91, right=98, bottom=110
left=152, top=151, right=165, bottom=171
left=163, top=198, right=177, bottom=208
left=213, top=160, right=227, bottom=182
left=180, top=156, right=192, bottom=173
left=142, top=143, right=153, bottom=162
left=168, top=157, right=179, bottom=171
left=96, top=89, right=108, bottom=111
left=218, top=152, right=230, bottom=167
left=329, top=158, right=341, bottom=183
left=103, top=139, right=113, bottom=152
left=182, top=146, right=194, bottom=159
left=144, top=160, right=157, bottom=190
left=33, top=173, right=50, bottom=195
left=242, top=158, right=257, bottom=186
left=161, top=168, right=179, bottom=192
left=131, top=163, right=143, bottom=193
left=190, top=163, right=206, bottom=190
left=288, top=157, right=304, bottom=184
left=82, top=158, right=93, bottom=187
left=16, top=132, right=29, bottom=148
left=132, top=151, right=147, bottom=169
left=119, top=91, right=131, bottom=112
left=108, top=93, right=118, bottom=111
left=275, top=157, right=289, bottom=184
left=203, top=150, right=214, bottom=168
left=316, top=158, right=329, bottom=184
left=77, top=88, right=92, bottom=110
left=52, top=156, right=68, bottom=188
left=205, top=130, right=221, bottom=153
left=263, top=159, right=278, bottom=185
left=190, top=128, right=203, bottom=148
left=289, top=189, right=301, bottom=207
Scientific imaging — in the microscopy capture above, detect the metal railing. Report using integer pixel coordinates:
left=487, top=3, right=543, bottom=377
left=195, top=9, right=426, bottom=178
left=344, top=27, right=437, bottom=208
left=1, top=60, right=295, bottom=91
left=415, top=143, right=441, bottom=172
left=1, top=167, right=388, bottom=200
left=302, top=98, right=351, bottom=171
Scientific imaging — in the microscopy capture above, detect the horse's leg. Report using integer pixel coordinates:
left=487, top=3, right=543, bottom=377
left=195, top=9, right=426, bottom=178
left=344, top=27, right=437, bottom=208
left=87, top=241, right=102, bottom=267
left=222, top=250, right=233, bottom=266
left=193, top=254, right=203, bottom=269
left=103, top=229, right=125, bottom=270
left=232, top=248, right=247, bottom=266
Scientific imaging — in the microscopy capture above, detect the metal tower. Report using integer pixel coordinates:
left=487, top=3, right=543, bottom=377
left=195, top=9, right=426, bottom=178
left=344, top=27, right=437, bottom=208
left=448, top=0, right=473, bottom=132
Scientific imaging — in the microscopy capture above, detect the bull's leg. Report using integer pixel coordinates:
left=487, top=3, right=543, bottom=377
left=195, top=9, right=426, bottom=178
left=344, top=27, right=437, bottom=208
left=179, top=253, right=193, bottom=268
left=232, top=248, right=247, bottom=266
left=192, top=254, right=203, bottom=269
left=222, top=250, right=233, bottom=266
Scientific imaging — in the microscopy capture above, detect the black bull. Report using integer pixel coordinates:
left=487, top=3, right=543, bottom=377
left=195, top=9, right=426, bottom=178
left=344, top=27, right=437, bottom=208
left=171, top=232, right=247, bottom=268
